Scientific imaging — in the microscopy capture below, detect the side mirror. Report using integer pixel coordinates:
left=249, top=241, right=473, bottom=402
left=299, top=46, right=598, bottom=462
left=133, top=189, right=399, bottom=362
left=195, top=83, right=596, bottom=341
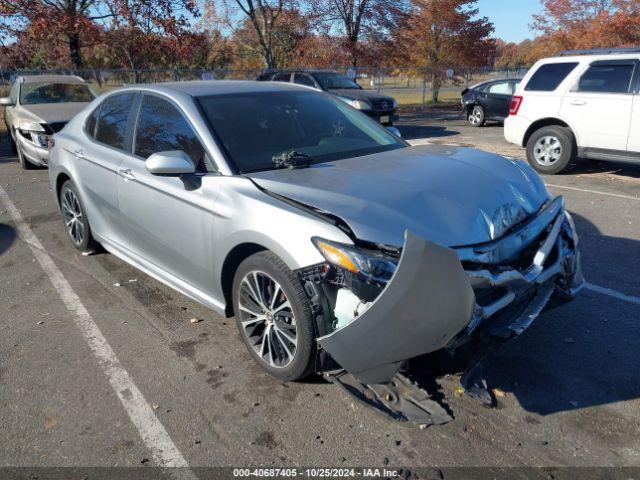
left=387, top=126, right=402, bottom=138
left=0, top=97, right=14, bottom=106
left=145, top=151, right=196, bottom=176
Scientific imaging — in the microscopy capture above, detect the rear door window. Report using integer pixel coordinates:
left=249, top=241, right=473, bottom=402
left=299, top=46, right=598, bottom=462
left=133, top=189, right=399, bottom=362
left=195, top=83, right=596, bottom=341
left=294, top=73, right=316, bottom=88
left=95, top=93, right=136, bottom=150
left=85, top=105, right=100, bottom=138
left=577, top=63, right=635, bottom=94
left=525, top=62, right=579, bottom=92
left=134, top=94, right=209, bottom=173
left=273, top=73, right=292, bottom=82
left=488, top=82, right=511, bottom=95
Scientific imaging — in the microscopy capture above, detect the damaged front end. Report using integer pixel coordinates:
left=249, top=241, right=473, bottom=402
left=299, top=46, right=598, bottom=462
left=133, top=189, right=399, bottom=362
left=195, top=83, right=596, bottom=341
left=299, top=196, right=584, bottom=425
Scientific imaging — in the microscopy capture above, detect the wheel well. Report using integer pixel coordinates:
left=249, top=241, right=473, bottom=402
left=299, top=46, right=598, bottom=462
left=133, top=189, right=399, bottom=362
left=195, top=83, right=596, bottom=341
left=55, top=173, right=71, bottom=204
left=523, top=118, right=571, bottom=147
left=221, top=243, right=267, bottom=317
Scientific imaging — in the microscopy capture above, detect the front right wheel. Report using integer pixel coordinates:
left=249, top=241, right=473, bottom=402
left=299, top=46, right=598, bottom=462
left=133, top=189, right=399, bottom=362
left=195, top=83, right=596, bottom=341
left=526, top=125, right=576, bottom=175
left=232, top=251, right=316, bottom=381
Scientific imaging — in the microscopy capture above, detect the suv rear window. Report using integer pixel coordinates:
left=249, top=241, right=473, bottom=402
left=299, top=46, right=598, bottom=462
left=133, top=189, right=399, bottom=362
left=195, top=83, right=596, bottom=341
left=525, top=62, right=579, bottom=92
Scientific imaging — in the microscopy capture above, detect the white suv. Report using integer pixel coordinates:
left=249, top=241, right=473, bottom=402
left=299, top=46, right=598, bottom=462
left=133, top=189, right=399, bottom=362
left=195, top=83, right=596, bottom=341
left=504, top=48, right=640, bottom=174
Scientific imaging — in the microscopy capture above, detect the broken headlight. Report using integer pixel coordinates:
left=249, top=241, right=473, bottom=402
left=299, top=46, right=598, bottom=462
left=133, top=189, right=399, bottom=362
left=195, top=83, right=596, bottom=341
left=312, top=237, right=398, bottom=283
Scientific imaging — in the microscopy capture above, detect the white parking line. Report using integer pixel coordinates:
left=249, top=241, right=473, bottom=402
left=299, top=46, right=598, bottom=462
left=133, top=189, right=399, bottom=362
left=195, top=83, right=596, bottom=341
left=0, top=186, right=197, bottom=479
left=585, top=282, right=640, bottom=306
left=546, top=184, right=639, bottom=201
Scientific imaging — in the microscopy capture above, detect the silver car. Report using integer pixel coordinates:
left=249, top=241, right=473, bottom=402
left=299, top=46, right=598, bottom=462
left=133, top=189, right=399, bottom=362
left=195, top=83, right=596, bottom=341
left=48, top=81, right=583, bottom=420
left=1, top=75, right=95, bottom=169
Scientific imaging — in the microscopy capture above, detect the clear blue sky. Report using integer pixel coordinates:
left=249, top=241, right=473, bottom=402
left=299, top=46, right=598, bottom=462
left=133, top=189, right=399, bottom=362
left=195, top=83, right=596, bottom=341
left=476, top=0, right=543, bottom=43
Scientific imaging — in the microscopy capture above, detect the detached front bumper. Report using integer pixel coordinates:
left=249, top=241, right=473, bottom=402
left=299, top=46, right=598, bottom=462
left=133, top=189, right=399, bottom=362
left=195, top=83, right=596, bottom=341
left=317, top=196, right=583, bottom=384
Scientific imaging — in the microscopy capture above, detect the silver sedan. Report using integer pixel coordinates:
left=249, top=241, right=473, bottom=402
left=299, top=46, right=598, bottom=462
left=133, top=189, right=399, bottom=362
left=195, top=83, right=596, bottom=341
left=48, top=81, right=583, bottom=419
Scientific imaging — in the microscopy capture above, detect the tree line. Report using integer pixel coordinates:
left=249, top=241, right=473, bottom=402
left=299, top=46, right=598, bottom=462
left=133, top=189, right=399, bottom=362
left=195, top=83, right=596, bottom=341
left=1, top=0, right=639, bottom=73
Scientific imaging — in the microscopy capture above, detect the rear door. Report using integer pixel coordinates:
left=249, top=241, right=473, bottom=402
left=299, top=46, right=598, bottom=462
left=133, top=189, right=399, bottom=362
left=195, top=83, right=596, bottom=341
left=116, top=93, right=217, bottom=294
left=75, top=92, right=137, bottom=243
left=484, top=81, right=513, bottom=119
left=560, top=60, right=636, bottom=150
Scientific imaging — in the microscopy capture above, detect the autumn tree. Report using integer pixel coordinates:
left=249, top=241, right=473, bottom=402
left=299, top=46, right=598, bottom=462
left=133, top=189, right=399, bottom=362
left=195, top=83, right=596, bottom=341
left=394, top=0, right=494, bottom=102
left=309, top=0, right=409, bottom=67
left=532, top=0, right=640, bottom=52
left=0, top=0, right=109, bottom=69
left=205, top=0, right=299, bottom=69
left=101, top=0, right=200, bottom=72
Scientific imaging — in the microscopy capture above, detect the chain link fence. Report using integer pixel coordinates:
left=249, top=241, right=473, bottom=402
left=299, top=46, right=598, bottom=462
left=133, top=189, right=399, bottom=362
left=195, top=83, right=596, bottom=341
left=0, top=65, right=529, bottom=109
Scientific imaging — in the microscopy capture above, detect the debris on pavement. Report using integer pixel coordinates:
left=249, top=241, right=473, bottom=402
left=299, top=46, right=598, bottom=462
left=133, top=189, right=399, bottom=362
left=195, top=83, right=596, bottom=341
left=190, top=317, right=202, bottom=324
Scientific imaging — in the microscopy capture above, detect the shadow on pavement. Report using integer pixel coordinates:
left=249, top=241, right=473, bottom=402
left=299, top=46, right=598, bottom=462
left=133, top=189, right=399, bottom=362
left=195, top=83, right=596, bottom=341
left=563, top=157, right=640, bottom=180
left=404, top=212, right=639, bottom=418
left=397, top=125, right=459, bottom=141
left=0, top=223, right=17, bottom=256
left=480, top=212, right=640, bottom=415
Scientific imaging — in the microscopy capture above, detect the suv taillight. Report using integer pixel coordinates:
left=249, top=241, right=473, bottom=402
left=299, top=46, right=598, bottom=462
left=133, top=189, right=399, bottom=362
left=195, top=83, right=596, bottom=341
left=509, top=96, right=523, bottom=116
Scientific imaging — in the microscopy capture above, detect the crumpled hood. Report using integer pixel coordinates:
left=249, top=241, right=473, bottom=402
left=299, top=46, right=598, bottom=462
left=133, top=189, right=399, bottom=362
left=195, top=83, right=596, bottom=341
left=247, top=145, right=550, bottom=248
left=19, top=103, right=89, bottom=125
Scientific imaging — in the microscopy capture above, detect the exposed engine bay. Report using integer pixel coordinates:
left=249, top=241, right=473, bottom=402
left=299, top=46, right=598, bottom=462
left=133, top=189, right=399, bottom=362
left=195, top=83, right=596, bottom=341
left=298, top=196, right=584, bottom=425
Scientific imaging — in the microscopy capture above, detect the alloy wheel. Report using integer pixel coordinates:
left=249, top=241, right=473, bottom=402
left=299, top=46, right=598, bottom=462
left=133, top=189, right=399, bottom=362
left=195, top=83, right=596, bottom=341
left=533, top=135, right=562, bottom=166
left=61, top=188, right=85, bottom=247
left=469, top=107, right=483, bottom=126
left=237, top=271, right=297, bottom=368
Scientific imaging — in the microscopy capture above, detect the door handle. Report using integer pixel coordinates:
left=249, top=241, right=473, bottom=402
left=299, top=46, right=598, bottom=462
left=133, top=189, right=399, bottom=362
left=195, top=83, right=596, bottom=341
left=570, top=100, right=587, bottom=106
left=73, top=149, right=86, bottom=159
left=118, top=168, right=135, bottom=181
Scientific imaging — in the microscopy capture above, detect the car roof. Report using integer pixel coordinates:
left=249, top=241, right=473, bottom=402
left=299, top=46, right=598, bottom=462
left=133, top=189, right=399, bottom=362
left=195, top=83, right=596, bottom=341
left=117, top=80, right=313, bottom=97
left=539, top=53, right=640, bottom=63
left=264, top=69, right=339, bottom=75
left=18, top=75, right=86, bottom=84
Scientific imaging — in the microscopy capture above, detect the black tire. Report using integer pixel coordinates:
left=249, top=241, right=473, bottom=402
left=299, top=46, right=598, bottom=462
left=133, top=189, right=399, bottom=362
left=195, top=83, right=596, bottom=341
left=526, top=125, right=576, bottom=175
left=59, top=180, right=98, bottom=253
left=468, top=105, right=485, bottom=127
left=232, top=251, right=316, bottom=381
left=16, top=142, right=37, bottom=170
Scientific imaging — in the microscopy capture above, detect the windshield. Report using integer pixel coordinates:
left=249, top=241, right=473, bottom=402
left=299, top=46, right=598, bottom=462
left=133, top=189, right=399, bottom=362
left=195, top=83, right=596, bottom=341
left=314, top=72, right=361, bottom=90
left=197, top=91, right=405, bottom=173
left=20, top=82, right=96, bottom=105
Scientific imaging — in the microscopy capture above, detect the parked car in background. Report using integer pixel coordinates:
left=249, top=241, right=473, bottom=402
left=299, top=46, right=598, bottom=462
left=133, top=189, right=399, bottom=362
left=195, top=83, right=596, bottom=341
left=461, top=78, right=521, bottom=127
left=48, top=80, right=582, bottom=421
left=257, top=70, right=399, bottom=126
left=505, top=47, right=640, bottom=174
left=1, top=75, right=96, bottom=169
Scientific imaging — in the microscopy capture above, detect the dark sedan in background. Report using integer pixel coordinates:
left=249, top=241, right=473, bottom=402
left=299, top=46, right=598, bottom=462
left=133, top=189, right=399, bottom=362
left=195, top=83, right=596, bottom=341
left=258, top=70, right=399, bottom=126
left=461, top=78, right=521, bottom=127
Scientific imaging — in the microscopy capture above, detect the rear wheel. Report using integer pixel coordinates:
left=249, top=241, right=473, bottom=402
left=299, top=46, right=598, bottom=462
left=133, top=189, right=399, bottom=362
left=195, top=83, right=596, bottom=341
left=232, top=251, right=316, bottom=381
left=468, top=105, right=485, bottom=127
left=526, top=126, right=576, bottom=175
left=59, top=180, right=98, bottom=253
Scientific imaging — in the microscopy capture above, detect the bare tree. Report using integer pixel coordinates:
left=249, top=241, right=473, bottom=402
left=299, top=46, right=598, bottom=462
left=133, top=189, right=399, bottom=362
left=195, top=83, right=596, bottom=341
left=205, top=0, right=292, bottom=68
left=310, top=0, right=408, bottom=67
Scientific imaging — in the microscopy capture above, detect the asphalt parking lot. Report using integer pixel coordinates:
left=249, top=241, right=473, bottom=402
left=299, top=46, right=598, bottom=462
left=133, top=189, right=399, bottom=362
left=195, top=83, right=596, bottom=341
left=0, top=117, right=639, bottom=476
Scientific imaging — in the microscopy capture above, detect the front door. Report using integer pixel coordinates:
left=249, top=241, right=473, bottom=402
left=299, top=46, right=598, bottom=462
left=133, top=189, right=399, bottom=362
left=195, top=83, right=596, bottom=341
left=116, top=93, right=218, bottom=294
left=560, top=60, right=636, bottom=151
